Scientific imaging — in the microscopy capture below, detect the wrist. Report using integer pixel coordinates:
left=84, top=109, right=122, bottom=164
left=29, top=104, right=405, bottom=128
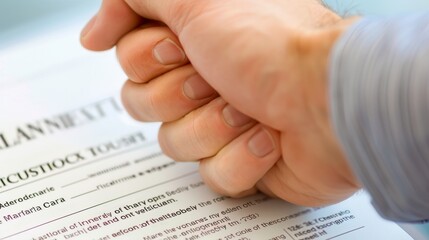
left=297, top=17, right=362, bottom=188
left=295, top=17, right=360, bottom=121
left=303, top=17, right=361, bottom=81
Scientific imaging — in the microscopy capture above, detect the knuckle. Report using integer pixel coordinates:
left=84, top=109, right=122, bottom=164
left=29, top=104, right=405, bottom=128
left=188, top=110, right=221, bottom=158
left=182, top=111, right=208, bottom=159
left=158, top=125, right=177, bottom=160
left=136, top=88, right=165, bottom=121
left=146, top=89, right=164, bottom=119
left=166, top=2, right=192, bottom=31
left=120, top=82, right=142, bottom=121
left=199, top=158, right=252, bottom=197
left=121, top=81, right=161, bottom=122
left=221, top=176, right=251, bottom=197
left=158, top=112, right=205, bottom=161
left=123, top=51, right=150, bottom=83
left=190, top=113, right=208, bottom=146
left=166, top=0, right=206, bottom=32
left=117, top=38, right=150, bottom=83
left=158, top=120, right=196, bottom=161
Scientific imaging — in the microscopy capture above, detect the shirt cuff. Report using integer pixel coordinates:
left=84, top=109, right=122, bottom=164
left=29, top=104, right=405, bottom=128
left=329, top=14, right=429, bottom=222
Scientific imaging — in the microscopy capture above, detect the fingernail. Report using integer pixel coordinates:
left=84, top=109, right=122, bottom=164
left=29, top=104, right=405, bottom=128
left=153, top=38, right=186, bottom=65
left=183, top=74, right=215, bottom=100
left=248, top=128, right=275, bottom=157
left=223, top=105, right=252, bottom=127
left=81, top=15, right=97, bottom=39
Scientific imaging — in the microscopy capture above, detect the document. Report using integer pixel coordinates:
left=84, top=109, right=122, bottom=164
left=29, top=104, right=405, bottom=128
left=0, top=38, right=413, bottom=240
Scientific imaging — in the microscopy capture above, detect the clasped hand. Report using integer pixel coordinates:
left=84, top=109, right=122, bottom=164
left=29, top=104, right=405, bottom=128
left=81, top=0, right=360, bottom=206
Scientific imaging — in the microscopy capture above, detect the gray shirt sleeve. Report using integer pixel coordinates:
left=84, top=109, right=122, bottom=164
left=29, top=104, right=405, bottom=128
left=329, top=13, right=429, bottom=223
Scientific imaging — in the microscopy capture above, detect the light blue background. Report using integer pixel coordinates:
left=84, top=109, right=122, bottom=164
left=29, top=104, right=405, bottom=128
left=2, top=0, right=429, bottom=48
left=0, top=0, right=429, bottom=238
left=325, top=0, right=429, bottom=15
left=0, top=0, right=99, bottom=48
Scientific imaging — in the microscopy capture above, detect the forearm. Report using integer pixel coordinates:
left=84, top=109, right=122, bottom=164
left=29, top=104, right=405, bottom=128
left=330, top=13, right=429, bottom=222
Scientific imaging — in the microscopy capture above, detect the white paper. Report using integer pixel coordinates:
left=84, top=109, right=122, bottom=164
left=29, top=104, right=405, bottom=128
left=0, top=29, right=414, bottom=240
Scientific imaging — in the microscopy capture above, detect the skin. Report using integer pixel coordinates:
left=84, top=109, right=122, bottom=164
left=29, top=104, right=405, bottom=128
left=81, top=0, right=361, bottom=207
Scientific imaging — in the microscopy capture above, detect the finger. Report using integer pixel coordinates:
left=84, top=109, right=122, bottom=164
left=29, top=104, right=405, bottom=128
left=257, top=161, right=356, bottom=206
left=158, top=98, right=256, bottom=161
left=199, top=124, right=281, bottom=197
left=121, top=65, right=217, bottom=122
left=123, top=0, right=193, bottom=31
left=123, top=0, right=337, bottom=134
left=256, top=160, right=335, bottom=206
left=81, top=0, right=142, bottom=51
left=113, top=0, right=278, bottom=124
left=257, top=129, right=360, bottom=206
left=117, top=26, right=188, bottom=83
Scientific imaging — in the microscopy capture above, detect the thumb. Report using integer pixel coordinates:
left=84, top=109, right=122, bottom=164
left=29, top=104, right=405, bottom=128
left=81, top=0, right=141, bottom=51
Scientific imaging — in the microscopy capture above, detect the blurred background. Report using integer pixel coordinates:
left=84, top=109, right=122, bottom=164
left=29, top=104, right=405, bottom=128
left=0, top=0, right=98, bottom=48
left=0, top=0, right=429, bottom=239
left=2, top=0, right=429, bottom=48
left=325, top=0, right=429, bottom=15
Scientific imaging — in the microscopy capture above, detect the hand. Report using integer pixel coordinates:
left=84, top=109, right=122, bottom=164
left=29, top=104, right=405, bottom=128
left=81, top=0, right=361, bottom=206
